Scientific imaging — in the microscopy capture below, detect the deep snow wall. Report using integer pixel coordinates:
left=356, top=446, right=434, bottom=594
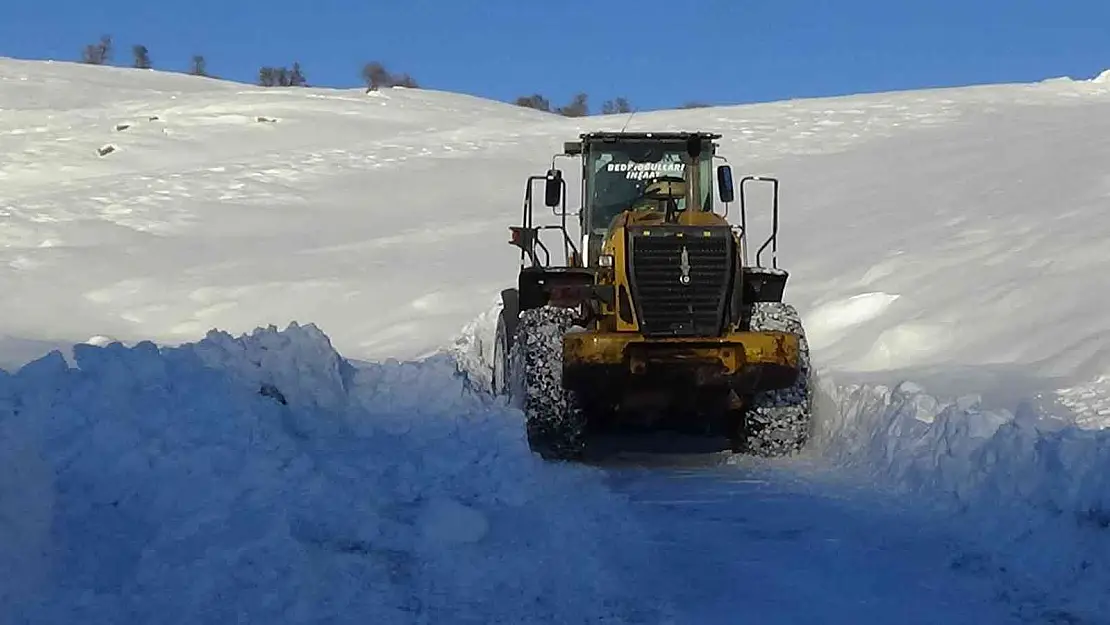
left=807, top=376, right=1110, bottom=620
left=0, top=323, right=666, bottom=625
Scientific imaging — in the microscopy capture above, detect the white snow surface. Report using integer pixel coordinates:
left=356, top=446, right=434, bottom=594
left=0, top=324, right=661, bottom=623
left=2, top=57, right=1110, bottom=623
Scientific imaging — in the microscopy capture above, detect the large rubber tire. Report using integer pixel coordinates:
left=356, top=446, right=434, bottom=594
left=742, top=302, right=814, bottom=457
left=508, top=306, right=587, bottom=461
left=491, top=309, right=511, bottom=397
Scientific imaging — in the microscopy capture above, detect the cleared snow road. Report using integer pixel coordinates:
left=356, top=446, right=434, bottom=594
left=602, top=460, right=1027, bottom=625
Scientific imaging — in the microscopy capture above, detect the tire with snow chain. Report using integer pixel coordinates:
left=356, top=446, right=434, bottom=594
left=508, top=306, right=587, bottom=461
left=491, top=308, right=512, bottom=396
left=743, top=301, right=814, bottom=457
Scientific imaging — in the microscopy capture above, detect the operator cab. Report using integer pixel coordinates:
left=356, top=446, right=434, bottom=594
left=563, top=132, right=729, bottom=265
left=515, top=131, right=744, bottom=274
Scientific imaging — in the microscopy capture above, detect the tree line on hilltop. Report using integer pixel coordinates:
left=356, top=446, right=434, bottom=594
left=78, top=34, right=712, bottom=114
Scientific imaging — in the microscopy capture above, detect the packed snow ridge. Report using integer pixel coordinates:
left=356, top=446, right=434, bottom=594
left=0, top=324, right=663, bottom=624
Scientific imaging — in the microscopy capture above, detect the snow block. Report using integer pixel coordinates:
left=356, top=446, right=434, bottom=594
left=185, top=321, right=355, bottom=414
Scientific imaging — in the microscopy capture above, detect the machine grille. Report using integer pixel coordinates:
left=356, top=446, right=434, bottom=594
left=626, top=227, right=733, bottom=337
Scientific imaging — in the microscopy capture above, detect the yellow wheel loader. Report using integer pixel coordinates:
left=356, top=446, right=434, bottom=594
left=491, top=132, right=813, bottom=461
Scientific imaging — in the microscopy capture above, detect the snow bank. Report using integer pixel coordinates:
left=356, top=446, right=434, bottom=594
left=0, top=323, right=665, bottom=625
left=805, top=376, right=1110, bottom=621
left=448, top=299, right=502, bottom=395
left=808, top=377, right=1110, bottom=514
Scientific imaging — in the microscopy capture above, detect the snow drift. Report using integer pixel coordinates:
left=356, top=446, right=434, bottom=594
left=0, top=324, right=663, bottom=625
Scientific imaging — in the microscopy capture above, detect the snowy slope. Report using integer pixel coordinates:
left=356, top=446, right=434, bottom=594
left=3, top=58, right=1109, bottom=419
left=3, top=57, right=1110, bottom=623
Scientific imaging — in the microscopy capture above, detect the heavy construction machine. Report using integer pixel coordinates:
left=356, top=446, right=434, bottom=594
left=490, top=131, right=813, bottom=461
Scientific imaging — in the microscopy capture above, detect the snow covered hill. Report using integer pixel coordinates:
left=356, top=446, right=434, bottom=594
left=2, top=56, right=1110, bottom=623
left=3, top=58, right=1108, bottom=396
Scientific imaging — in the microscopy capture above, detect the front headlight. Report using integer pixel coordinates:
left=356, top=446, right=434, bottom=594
left=598, top=254, right=614, bottom=267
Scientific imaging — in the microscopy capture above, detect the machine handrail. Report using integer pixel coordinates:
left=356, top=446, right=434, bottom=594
left=517, top=174, right=581, bottom=268
left=739, top=175, right=780, bottom=269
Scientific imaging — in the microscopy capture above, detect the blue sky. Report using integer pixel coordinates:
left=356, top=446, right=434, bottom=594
left=2, top=0, right=1107, bottom=111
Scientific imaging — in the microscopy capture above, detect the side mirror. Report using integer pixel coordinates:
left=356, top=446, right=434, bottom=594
left=717, top=165, right=735, bottom=203
left=544, top=169, right=563, bottom=207
left=686, top=136, right=703, bottom=159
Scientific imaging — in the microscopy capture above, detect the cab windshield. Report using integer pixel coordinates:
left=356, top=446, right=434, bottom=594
left=585, top=141, right=713, bottom=233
